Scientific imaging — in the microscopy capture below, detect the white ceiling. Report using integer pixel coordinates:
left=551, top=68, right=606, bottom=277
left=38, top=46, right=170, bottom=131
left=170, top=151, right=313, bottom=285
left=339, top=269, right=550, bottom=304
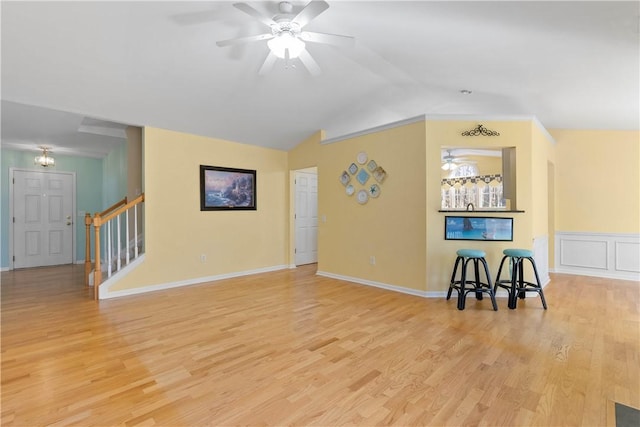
left=2, top=1, right=638, bottom=157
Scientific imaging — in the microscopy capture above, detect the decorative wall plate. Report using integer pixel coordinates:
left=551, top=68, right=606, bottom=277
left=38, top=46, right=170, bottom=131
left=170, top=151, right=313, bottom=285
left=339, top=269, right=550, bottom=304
left=369, top=184, right=380, bottom=198
left=356, top=168, right=370, bottom=185
left=348, top=163, right=358, bottom=175
left=346, top=184, right=355, bottom=196
left=340, top=171, right=350, bottom=186
left=372, top=166, right=387, bottom=183
left=357, top=189, right=369, bottom=204
left=367, top=160, right=377, bottom=171
left=357, top=151, right=368, bottom=165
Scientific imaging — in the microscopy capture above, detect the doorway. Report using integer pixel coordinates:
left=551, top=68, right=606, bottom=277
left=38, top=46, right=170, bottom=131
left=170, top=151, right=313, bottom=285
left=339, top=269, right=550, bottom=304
left=10, top=168, right=76, bottom=269
left=294, top=169, right=318, bottom=266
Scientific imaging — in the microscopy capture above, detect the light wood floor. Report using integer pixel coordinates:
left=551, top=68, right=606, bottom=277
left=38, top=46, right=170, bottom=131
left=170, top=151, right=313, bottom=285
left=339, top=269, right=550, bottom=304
left=1, top=264, right=638, bottom=426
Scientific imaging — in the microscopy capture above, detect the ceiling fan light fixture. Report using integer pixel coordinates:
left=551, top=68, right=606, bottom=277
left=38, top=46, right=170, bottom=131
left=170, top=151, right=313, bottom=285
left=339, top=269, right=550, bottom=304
left=441, top=162, right=457, bottom=171
left=267, top=31, right=305, bottom=59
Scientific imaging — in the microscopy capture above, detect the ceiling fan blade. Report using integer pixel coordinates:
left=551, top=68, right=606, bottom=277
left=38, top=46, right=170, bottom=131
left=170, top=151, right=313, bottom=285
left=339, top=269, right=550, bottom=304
left=299, top=31, right=355, bottom=48
left=216, top=33, right=273, bottom=47
left=233, top=2, right=277, bottom=28
left=292, top=0, right=329, bottom=28
left=258, top=51, right=278, bottom=75
left=298, top=49, right=321, bottom=76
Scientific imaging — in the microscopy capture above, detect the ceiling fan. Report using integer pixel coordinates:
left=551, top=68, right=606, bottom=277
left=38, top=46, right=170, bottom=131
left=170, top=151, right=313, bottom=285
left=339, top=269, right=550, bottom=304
left=216, top=0, right=354, bottom=76
left=441, top=149, right=473, bottom=171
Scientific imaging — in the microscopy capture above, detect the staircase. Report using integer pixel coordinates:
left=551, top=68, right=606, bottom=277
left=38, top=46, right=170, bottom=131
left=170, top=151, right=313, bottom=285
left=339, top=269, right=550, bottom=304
left=84, top=194, right=145, bottom=299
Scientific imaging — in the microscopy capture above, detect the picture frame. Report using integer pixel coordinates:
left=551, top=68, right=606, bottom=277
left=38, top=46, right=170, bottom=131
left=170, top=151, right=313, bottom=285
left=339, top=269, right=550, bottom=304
left=200, top=165, right=256, bottom=211
left=444, top=216, right=513, bottom=241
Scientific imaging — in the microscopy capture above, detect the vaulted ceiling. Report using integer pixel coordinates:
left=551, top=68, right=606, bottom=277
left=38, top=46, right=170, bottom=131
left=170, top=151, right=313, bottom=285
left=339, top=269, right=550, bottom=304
left=2, top=1, right=638, bottom=157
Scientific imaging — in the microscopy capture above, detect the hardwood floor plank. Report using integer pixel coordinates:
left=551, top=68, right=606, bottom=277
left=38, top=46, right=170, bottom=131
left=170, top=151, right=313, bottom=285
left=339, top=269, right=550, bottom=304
left=1, top=265, right=639, bottom=425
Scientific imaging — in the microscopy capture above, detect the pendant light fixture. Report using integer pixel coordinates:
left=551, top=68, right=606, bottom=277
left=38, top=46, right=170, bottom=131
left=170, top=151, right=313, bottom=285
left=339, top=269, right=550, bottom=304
left=34, top=146, right=55, bottom=167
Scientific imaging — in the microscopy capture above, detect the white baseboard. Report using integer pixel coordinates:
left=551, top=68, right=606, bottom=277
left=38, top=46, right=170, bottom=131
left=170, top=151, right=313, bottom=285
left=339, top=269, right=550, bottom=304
left=550, top=268, right=640, bottom=282
left=316, top=271, right=446, bottom=298
left=316, top=271, right=549, bottom=299
left=555, top=232, right=640, bottom=282
left=100, top=263, right=289, bottom=299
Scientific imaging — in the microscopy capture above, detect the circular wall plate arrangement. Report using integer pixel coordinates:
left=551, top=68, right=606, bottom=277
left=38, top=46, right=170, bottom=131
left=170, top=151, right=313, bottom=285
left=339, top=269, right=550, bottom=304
left=340, top=152, right=387, bottom=204
left=357, top=189, right=369, bottom=204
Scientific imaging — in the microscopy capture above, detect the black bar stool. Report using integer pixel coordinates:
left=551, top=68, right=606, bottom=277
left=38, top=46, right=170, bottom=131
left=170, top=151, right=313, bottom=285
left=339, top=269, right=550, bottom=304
left=446, top=249, right=498, bottom=311
left=494, top=249, right=548, bottom=310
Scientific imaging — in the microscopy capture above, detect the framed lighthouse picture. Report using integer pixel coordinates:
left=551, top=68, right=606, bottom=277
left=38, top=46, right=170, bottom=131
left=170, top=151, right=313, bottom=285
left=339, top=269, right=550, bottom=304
left=200, top=165, right=256, bottom=211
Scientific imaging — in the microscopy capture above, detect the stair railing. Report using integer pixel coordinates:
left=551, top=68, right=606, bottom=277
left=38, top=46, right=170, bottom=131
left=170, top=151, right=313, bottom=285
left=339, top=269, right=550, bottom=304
left=85, top=194, right=145, bottom=299
left=85, top=197, right=127, bottom=286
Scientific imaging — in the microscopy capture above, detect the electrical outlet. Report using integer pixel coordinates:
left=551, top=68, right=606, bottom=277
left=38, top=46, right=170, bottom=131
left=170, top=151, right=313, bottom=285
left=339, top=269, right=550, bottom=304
left=200, top=254, right=207, bottom=263
left=370, top=256, right=376, bottom=265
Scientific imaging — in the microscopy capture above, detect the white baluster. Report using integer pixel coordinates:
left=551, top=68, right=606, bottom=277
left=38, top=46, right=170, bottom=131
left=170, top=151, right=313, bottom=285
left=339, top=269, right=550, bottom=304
left=134, top=205, right=139, bottom=259
left=116, top=215, right=121, bottom=271
left=107, top=220, right=112, bottom=277
left=125, top=210, right=130, bottom=265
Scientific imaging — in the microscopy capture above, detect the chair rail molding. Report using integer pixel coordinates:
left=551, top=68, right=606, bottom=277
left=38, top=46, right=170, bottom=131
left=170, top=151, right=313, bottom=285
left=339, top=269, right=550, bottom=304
left=554, top=232, right=640, bottom=281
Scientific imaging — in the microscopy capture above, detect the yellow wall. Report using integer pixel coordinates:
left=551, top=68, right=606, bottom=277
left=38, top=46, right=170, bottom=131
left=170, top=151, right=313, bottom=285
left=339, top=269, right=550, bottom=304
left=317, top=121, right=427, bottom=290
left=126, top=126, right=143, bottom=235
left=531, top=123, right=556, bottom=237
left=289, top=130, right=323, bottom=171
left=426, top=120, right=537, bottom=291
left=125, top=126, right=143, bottom=200
left=471, top=155, right=502, bottom=176
left=530, top=123, right=556, bottom=268
left=551, top=129, right=640, bottom=233
left=110, top=127, right=289, bottom=291
left=108, top=121, right=637, bottom=297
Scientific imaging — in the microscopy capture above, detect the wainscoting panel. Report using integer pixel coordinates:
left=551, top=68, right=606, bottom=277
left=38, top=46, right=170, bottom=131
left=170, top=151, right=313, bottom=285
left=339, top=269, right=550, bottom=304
left=560, top=239, right=608, bottom=270
left=555, top=232, right=640, bottom=281
left=616, top=241, right=640, bottom=273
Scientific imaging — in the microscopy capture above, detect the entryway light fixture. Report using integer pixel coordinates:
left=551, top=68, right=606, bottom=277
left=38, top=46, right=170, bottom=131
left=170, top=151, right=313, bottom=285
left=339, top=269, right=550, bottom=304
left=34, top=146, right=55, bottom=167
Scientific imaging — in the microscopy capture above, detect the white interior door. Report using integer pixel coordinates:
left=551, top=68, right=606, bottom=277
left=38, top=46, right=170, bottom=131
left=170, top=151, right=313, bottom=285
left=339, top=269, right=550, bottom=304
left=294, top=171, right=318, bottom=266
left=12, top=169, right=74, bottom=268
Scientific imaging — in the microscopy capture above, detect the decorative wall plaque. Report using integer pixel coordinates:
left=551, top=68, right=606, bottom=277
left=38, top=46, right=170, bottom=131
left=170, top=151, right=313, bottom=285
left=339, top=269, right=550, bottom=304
left=461, top=124, right=500, bottom=136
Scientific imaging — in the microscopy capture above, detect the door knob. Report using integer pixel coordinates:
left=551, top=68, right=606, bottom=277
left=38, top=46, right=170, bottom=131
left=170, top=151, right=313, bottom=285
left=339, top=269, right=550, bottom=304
left=66, top=221, right=72, bottom=226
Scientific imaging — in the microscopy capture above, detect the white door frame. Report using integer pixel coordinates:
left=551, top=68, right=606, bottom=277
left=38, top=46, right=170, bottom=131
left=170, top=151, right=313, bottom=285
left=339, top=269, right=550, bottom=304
left=9, top=168, right=77, bottom=270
